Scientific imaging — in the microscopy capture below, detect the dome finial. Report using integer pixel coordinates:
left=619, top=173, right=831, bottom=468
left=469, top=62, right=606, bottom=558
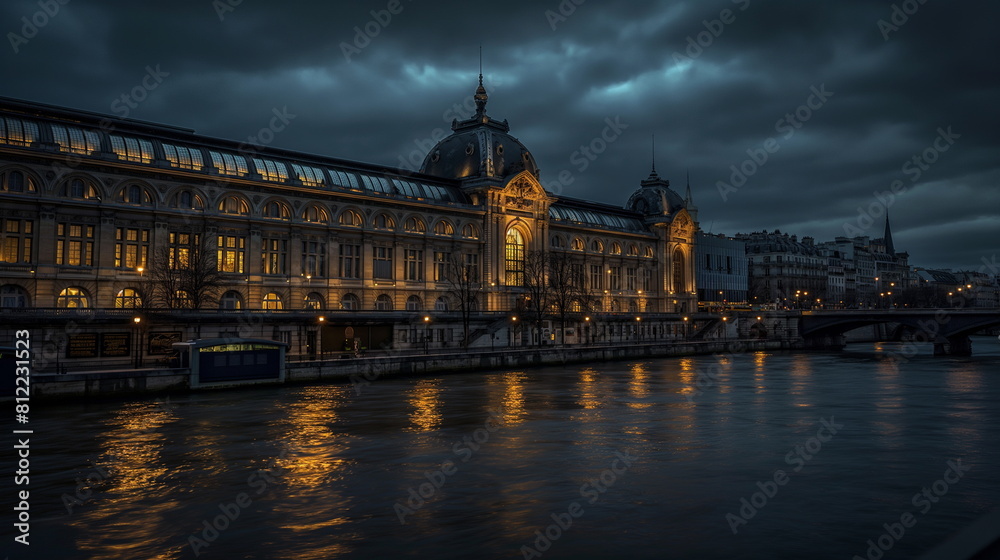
left=651, top=133, right=656, bottom=174
left=475, top=46, right=488, bottom=116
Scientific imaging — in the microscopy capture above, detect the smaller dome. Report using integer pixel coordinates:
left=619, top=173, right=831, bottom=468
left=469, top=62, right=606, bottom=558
left=626, top=169, right=686, bottom=217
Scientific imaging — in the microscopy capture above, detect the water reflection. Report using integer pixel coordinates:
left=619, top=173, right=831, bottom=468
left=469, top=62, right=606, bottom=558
left=407, top=378, right=444, bottom=433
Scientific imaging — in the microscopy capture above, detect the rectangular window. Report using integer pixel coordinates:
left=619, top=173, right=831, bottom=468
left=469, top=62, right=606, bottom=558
left=168, top=232, right=200, bottom=269
left=571, top=263, right=584, bottom=288
left=590, top=265, right=603, bottom=290
left=338, top=244, right=360, bottom=279
left=404, top=249, right=423, bottom=281
left=114, top=227, right=150, bottom=269
left=464, top=253, right=479, bottom=283
left=373, top=246, right=393, bottom=280
left=302, top=239, right=326, bottom=278
left=643, top=268, right=653, bottom=292
left=434, top=251, right=450, bottom=282
left=262, top=237, right=287, bottom=275
left=56, top=222, right=95, bottom=266
left=609, top=266, right=621, bottom=291
left=217, top=235, right=246, bottom=273
left=0, top=219, right=33, bottom=263
left=626, top=267, right=637, bottom=291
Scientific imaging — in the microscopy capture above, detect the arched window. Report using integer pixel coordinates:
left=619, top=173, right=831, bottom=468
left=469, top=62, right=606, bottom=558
left=119, top=184, right=153, bottom=206
left=591, top=240, right=604, bottom=253
left=56, top=287, right=90, bottom=308
left=434, top=297, right=449, bottom=311
left=610, top=298, right=621, bottom=312
left=406, top=295, right=422, bottom=311
left=672, top=248, right=686, bottom=293
left=338, top=209, right=363, bottom=227
left=551, top=235, right=565, bottom=249
left=304, top=292, right=324, bottom=310
left=341, top=293, right=360, bottom=310
left=461, top=224, right=479, bottom=239
left=262, top=292, right=283, bottom=310
left=262, top=201, right=290, bottom=220
left=627, top=244, right=639, bottom=257
left=302, top=205, right=329, bottom=224
left=171, top=189, right=204, bottom=210
left=434, top=220, right=454, bottom=236
left=628, top=300, right=639, bottom=313
left=218, top=195, right=249, bottom=216
left=505, top=228, right=525, bottom=285
left=219, top=290, right=243, bottom=310
left=374, top=213, right=395, bottom=230
left=64, top=177, right=98, bottom=199
left=115, top=288, right=143, bottom=309
left=0, top=169, right=36, bottom=193
left=644, top=246, right=655, bottom=258
left=0, top=285, right=29, bottom=308
left=374, top=294, right=393, bottom=311
left=572, top=238, right=585, bottom=251
left=611, top=242, right=622, bottom=255
left=404, top=217, right=426, bottom=233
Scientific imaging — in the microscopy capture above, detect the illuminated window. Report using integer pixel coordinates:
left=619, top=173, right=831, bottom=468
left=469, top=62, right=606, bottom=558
left=434, top=220, right=454, bottom=236
left=404, top=216, right=426, bottom=233
left=644, top=247, right=655, bottom=258
left=374, top=213, right=395, bottom=230
left=291, top=164, right=325, bottom=187
left=572, top=238, right=584, bottom=251
left=672, top=248, right=686, bottom=293
left=51, top=125, right=100, bottom=155
left=115, top=227, right=150, bottom=269
left=118, top=184, right=153, bottom=206
left=109, top=135, right=154, bottom=163
left=628, top=244, right=639, bottom=257
left=304, top=292, right=324, bottom=310
left=209, top=151, right=249, bottom=176
left=0, top=118, right=39, bottom=146
left=302, top=205, right=329, bottom=223
left=219, top=290, right=243, bottom=310
left=168, top=232, right=200, bottom=269
left=252, top=158, right=289, bottom=182
left=0, top=219, right=32, bottom=263
left=56, top=287, right=90, bottom=308
left=0, top=170, right=36, bottom=193
left=338, top=209, right=363, bottom=227
left=302, top=239, right=326, bottom=278
left=218, top=195, right=250, bottom=215
left=115, top=288, right=143, bottom=309
left=591, top=240, right=604, bottom=253
left=611, top=242, right=622, bottom=255
left=262, top=292, right=283, bottom=310
left=462, top=223, right=479, bottom=239
left=163, top=144, right=205, bottom=170
left=262, top=200, right=291, bottom=220
left=56, top=223, right=95, bottom=266
left=63, top=177, right=98, bottom=199
left=505, top=228, right=525, bottom=285
left=217, top=234, right=246, bottom=273
left=170, top=189, right=205, bottom=210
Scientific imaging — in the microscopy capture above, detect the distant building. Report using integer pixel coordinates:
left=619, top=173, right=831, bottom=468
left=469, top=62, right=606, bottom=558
left=695, top=232, right=747, bottom=308
left=734, top=230, right=827, bottom=309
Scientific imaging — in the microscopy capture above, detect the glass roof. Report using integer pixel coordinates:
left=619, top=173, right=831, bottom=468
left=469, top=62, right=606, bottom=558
left=549, top=204, right=646, bottom=232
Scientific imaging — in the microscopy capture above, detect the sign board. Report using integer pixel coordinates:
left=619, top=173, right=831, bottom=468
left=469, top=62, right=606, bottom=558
left=100, top=332, right=131, bottom=357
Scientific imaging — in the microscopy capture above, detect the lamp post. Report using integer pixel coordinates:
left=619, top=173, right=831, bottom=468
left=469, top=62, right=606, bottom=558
left=682, top=316, right=689, bottom=340
left=317, top=316, right=325, bottom=361
left=132, top=316, right=142, bottom=368
left=510, top=316, right=518, bottom=348
left=423, top=315, right=431, bottom=354
left=721, top=316, right=728, bottom=341
left=635, top=316, right=641, bottom=342
left=584, top=316, right=590, bottom=345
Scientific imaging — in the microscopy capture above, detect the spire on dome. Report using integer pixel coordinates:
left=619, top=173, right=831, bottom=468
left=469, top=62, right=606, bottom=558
left=474, top=46, right=488, bottom=116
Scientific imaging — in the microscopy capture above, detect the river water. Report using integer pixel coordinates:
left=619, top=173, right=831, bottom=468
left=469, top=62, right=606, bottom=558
left=8, top=336, right=1000, bottom=560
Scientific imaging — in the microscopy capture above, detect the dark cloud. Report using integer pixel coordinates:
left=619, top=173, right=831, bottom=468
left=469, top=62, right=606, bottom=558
left=2, top=0, right=996, bottom=270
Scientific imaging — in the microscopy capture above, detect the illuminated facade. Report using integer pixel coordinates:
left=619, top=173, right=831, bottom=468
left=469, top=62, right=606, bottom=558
left=0, top=79, right=697, bottom=358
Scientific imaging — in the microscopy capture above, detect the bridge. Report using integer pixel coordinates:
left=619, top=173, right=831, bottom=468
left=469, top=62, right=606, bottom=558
left=798, top=309, right=1000, bottom=356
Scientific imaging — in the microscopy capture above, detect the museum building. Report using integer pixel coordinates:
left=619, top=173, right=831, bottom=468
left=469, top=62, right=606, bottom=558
left=0, top=77, right=698, bottom=363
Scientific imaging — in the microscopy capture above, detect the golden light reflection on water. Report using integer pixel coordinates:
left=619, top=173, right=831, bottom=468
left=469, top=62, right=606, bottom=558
left=576, top=367, right=607, bottom=410
left=626, top=363, right=653, bottom=410
left=407, top=378, right=444, bottom=432
left=269, top=385, right=354, bottom=559
left=788, top=356, right=813, bottom=407
left=72, top=400, right=184, bottom=560
left=491, top=370, right=527, bottom=424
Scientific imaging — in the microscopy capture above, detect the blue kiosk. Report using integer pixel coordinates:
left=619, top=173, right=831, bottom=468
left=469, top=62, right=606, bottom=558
left=172, top=339, right=288, bottom=389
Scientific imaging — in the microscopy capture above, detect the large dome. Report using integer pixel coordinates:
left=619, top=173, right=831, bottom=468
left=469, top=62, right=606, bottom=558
left=625, top=168, right=686, bottom=218
left=420, top=76, right=539, bottom=181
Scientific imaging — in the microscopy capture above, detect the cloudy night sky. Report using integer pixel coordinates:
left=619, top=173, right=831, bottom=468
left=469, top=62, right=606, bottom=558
left=2, top=0, right=997, bottom=271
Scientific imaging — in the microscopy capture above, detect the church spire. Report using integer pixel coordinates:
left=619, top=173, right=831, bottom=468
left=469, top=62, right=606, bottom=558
left=684, top=169, right=698, bottom=224
left=474, top=46, right=488, bottom=117
left=884, top=212, right=895, bottom=256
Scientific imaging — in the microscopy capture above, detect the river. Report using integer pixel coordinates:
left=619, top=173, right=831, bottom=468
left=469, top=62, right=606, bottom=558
left=8, top=336, right=1000, bottom=559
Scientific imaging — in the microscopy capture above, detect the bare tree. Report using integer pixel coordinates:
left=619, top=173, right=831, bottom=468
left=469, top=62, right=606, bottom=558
left=522, top=250, right=552, bottom=346
left=547, top=251, right=591, bottom=345
left=149, top=232, right=225, bottom=310
left=442, top=253, right=481, bottom=347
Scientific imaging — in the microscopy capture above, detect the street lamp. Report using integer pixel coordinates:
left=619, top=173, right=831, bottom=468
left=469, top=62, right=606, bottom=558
left=132, top=316, right=142, bottom=368
left=317, top=316, right=325, bottom=361
left=682, top=316, right=689, bottom=339
left=423, top=315, right=431, bottom=354
left=584, top=316, right=591, bottom=345
left=635, top=316, right=641, bottom=342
